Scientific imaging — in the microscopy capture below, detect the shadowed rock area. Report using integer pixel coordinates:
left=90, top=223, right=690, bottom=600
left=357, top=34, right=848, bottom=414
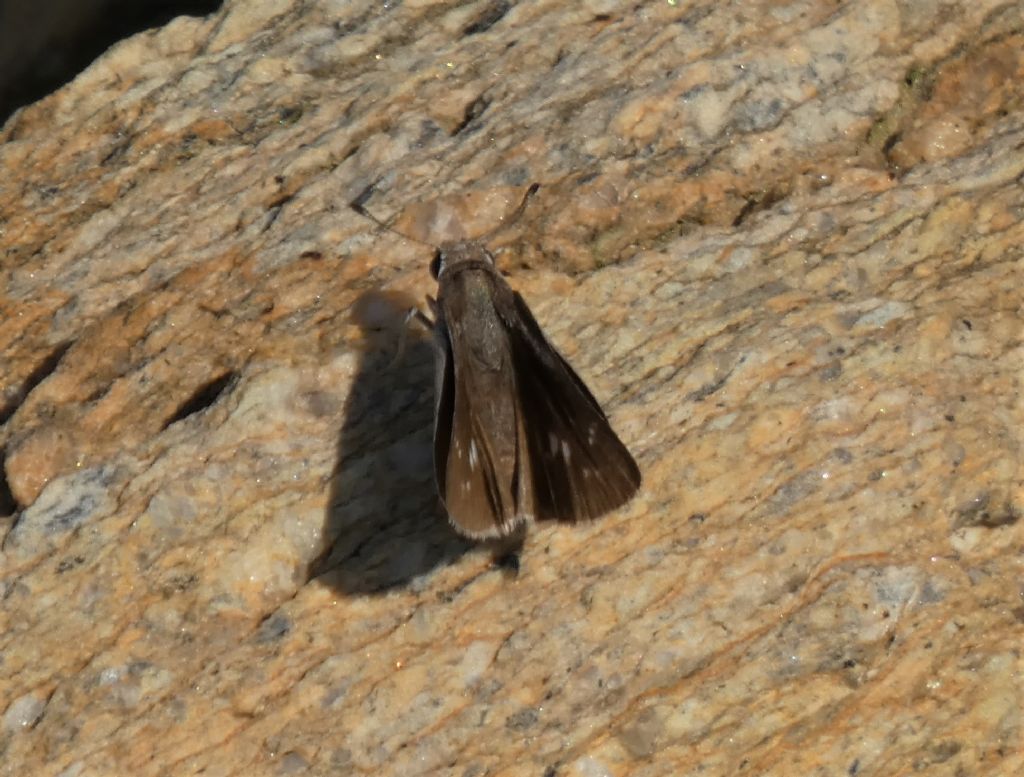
left=1, top=1, right=1022, bottom=775
left=0, top=0, right=223, bottom=124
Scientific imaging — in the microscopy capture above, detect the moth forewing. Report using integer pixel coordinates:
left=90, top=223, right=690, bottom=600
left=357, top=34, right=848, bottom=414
left=432, top=243, right=529, bottom=537
left=506, top=292, right=641, bottom=522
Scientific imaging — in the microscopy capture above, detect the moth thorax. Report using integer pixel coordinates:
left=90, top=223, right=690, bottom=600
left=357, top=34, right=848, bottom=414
left=432, top=241, right=496, bottom=280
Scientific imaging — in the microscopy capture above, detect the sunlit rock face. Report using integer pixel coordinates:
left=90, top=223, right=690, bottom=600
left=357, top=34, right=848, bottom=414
left=1, top=2, right=1022, bottom=776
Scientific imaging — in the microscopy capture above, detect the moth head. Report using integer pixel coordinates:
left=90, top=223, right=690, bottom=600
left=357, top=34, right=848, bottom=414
left=431, top=241, right=496, bottom=280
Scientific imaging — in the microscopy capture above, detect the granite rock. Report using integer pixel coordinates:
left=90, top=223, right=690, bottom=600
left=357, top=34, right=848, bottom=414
left=1, top=1, right=1022, bottom=775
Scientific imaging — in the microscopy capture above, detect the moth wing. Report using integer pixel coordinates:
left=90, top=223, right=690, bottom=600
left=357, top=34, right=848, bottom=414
left=506, top=292, right=641, bottom=523
left=431, top=321, right=456, bottom=500
left=433, top=312, right=526, bottom=538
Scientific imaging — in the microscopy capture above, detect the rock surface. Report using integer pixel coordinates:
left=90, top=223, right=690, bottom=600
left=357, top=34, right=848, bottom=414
left=1, top=1, right=1022, bottom=775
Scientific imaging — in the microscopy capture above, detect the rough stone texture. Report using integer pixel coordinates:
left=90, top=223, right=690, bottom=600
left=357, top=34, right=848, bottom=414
left=1, top=1, right=1022, bottom=776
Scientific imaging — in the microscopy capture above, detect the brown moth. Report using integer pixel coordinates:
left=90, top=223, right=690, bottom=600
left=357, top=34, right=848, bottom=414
left=354, top=184, right=641, bottom=539
left=425, top=237, right=641, bottom=538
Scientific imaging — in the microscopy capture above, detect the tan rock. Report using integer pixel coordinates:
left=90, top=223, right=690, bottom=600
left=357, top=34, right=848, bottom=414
left=1, top=1, right=1022, bottom=776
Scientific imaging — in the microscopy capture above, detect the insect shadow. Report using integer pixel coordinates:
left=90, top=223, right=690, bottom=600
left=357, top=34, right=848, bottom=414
left=313, top=290, right=472, bottom=594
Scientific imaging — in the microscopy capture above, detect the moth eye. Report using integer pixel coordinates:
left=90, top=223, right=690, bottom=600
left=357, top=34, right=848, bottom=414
left=429, top=251, right=443, bottom=280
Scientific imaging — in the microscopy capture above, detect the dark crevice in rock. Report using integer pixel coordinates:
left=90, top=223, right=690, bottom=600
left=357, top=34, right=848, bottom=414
left=0, top=449, right=17, bottom=516
left=451, top=94, right=490, bottom=136
left=0, top=340, right=74, bottom=426
left=162, top=370, right=237, bottom=429
left=462, top=0, right=510, bottom=36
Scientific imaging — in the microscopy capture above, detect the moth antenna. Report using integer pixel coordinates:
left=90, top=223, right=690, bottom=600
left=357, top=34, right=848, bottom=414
left=353, top=182, right=540, bottom=248
left=349, top=183, right=438, bottom=250
left=480, top=182, right=540, bottom=243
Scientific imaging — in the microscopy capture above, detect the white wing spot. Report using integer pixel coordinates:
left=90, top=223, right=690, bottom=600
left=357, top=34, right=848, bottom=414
left=561, top=440, right=571, bottom=462
left=548, top=432, right=559, bottom=455
left=587, top=424, right=597, bottom=445
left=468, top=439, right=478, bottom=470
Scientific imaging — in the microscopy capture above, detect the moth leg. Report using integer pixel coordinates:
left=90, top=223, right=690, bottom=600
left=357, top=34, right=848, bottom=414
left=408, top=303, right=434, bottom=330
left=389, top=303, right=434, bottom=370
left=487, top=522, right=526, bottom=577
left=414, top=294, right=447, bottom=346
left=425, top=295, right=441, bottom=322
